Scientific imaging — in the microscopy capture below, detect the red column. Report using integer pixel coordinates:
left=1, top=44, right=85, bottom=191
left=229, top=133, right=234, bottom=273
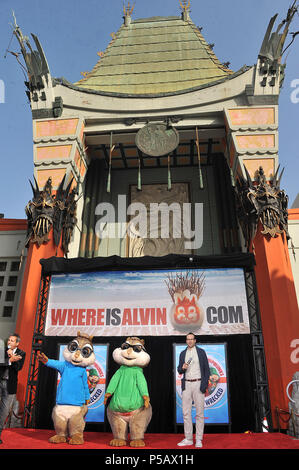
left=253, top=223, right=299, bottom=427
left=15, top=229, right=64, bottom=412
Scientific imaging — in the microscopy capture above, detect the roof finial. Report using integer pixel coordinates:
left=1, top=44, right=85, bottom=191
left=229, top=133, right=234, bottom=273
left=179, top=0, right=191, bottom=21
left=123, top=1, right=135, bottom=26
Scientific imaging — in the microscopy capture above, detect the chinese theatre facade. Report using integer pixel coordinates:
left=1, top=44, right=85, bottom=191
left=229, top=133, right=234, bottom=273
left=9, top=2, right=299, bottom=434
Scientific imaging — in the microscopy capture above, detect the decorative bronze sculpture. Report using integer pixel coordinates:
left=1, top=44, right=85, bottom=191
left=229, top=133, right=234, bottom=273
left=25, top=177, right=55, bottom=246
left=259, top=1, right=298, bottom=64
left=258, top=2, right=298, bottom=88
left=25, top=175, right=78, bottom=254
left=235, top=166, right=293, bottom=253
left=62, top=187, right=78, bottom=256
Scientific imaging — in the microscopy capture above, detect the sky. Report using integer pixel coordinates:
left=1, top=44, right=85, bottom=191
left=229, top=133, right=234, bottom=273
left=0, top=0, right=298, bottom=219
left=49, top=267, right=245, bottom=303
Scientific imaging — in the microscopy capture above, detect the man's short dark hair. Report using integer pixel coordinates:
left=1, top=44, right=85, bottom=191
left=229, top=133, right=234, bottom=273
left=10, top=333, right=20, bottom=343
left=186, top=332, right=196, bottom=339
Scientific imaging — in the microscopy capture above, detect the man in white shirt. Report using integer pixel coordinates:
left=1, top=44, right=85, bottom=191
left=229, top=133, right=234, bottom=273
left=177, top=332, right=210, bottom=448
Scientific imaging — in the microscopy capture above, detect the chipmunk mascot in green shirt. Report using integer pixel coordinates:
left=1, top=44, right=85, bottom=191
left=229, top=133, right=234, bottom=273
left=104, top=337, right=152, bottom=447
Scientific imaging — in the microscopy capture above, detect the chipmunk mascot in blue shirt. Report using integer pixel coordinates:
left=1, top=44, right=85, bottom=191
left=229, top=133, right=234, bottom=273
left=38, top=331, right=95, bottom=445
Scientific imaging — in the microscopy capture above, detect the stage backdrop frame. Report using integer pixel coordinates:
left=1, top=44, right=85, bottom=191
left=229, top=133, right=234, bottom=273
left=23, top=253, right=272, bottom=432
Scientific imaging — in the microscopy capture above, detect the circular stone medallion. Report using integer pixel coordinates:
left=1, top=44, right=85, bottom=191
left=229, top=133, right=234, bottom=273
left=135, top=123, right=179, bottom=157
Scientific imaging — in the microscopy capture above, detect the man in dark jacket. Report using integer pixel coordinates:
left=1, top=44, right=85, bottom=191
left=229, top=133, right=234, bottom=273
left=177, top=332, right=210, bottom=448
left=0, top=333, right=26, bottom=443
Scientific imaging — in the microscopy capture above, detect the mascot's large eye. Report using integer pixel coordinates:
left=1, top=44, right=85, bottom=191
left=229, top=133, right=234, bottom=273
left=68, top=341, right=79, bottom=353
left=67, top=341, right=93, bottom=358
left=121, top=343, right=144, bottom=353
left=132, top=345, right=143, bottom=353
left=81, top=346, right=93, bottom=358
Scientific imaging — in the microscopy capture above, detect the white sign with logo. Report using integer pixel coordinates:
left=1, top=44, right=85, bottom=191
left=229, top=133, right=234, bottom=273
left=45, top=268, right=250, bottom=337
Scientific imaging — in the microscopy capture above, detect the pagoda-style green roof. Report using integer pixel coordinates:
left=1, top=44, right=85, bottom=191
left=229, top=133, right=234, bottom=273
left=74, top=14, right=234, bottom=96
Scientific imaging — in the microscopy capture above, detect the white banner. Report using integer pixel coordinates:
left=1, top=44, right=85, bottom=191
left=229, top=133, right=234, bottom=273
left=44, top=268, right=250, bottom=336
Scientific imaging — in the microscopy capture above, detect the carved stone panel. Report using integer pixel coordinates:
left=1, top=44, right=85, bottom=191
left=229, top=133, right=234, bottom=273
left=128, top=183, right=191, bottom=257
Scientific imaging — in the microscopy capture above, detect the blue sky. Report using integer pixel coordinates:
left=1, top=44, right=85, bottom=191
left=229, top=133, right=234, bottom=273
left=0, top=0, right=298, bottom=218
left=49, top=267, right=246, bottom=303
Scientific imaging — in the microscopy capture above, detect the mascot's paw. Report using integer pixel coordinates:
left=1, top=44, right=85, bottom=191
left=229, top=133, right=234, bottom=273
left=104, top=392, right=112, bottom=405
left=49, top=434, right=67, bottom=444
left=130, top=439, right=145, bottom=447
left=69, top=433, right=84, bottom=445
left=109, top=438, right=127, bottom=447
left=37, top=352, right=48, bottom=364
left=143, top=395, right=150, bottom=408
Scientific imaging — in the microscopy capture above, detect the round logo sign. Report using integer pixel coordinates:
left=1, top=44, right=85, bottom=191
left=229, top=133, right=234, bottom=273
left=136, top=123, right=179, bottom=156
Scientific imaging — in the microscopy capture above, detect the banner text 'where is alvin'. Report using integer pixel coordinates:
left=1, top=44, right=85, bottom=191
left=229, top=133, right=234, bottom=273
left=44, top=268, right=250, bottom=336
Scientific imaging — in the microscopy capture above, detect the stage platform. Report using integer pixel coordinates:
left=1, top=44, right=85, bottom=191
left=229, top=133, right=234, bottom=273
left=1, top=428, right=299, bottom=451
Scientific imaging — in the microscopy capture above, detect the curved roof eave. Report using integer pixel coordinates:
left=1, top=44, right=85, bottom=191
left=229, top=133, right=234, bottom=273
left=53, top=65, right=252, bottom=100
